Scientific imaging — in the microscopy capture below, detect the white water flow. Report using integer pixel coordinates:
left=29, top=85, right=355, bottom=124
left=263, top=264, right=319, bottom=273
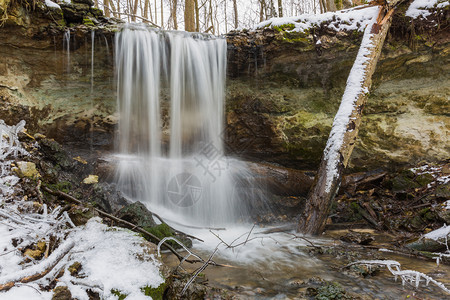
left=114, top=24, right=261, bottom=227
left=63, top=29, right=70, bottom=73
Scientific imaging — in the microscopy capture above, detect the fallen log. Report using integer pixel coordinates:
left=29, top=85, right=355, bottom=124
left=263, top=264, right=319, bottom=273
left=0, top=240, right=74, bottom=291
left=298, top=2, right=403, bottom=235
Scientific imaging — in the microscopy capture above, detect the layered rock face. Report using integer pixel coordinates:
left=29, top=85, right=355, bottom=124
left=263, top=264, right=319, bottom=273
left=0, top=3, right=448, bottom=171
left=225, top=7, right=449, bottom=170
left=0, top=2, right=118, bottom=149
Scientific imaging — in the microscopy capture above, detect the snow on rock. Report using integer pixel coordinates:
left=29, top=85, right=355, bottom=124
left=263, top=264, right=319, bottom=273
left=445, top=200, right=450, bottom=210
left=406, top=0, right=449, bottom=18
left=322, top=8, right=379, bottom=193
left=45, top=0, right=61, bottom=9
left=423, top=224, right=450, bottom=242
left=254, top=5, right=379, bottom=33
left=60, top=218, right=165, bottom=300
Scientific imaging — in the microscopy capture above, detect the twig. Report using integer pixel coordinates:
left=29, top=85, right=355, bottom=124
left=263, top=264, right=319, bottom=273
left=181, top=245, right=220, bottom=295
left=286, top=233, right=317, bottom=248
left=36, top=180, right=44, bottom=204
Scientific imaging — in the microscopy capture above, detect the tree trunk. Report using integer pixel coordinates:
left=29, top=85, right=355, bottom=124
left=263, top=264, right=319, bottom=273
left=144, top=0, right=149, bottom=20
left=297, top=6, right=399, bottom=235
left=172, top=0, right=178, bottom=29
left=185, top=0, right=195, bottom=32
left=233, top=0, right=238, bottom=29
left=277, top=0, right=283, bottom=17
left=259, top=0, right=265, bottom=22
left=325, top=0, right=336, bottom=12
left=104, top=0, right=110, bottom=17
left=161, top=0, right=164, bottom=28
left=194, top=0, right=200, bottom=32
left=154, top=0, right=157, bottom=24
left=109, top=0, right=118, bottom=17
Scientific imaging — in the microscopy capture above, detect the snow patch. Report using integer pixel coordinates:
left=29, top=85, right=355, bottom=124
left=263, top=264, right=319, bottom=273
left=45, top=0, right=61, bottom=9
left=255, top=5, right=379, bottom=33
left=406, top=0, right=449, bottom=18
left=423, top=224, right=450, bottom=242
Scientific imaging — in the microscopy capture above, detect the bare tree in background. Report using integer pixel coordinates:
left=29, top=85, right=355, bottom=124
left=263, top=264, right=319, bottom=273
left=103, top=0, right=110, bottom=17
left=233, top=0, right=238, bottom=28
left=185, top=0, right=196, bottom=31
left=278, top=0, right=282, bottom=17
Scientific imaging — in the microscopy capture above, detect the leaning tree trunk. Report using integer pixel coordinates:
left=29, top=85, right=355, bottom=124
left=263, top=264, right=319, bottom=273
left=298, top=4, right=400, bottom=235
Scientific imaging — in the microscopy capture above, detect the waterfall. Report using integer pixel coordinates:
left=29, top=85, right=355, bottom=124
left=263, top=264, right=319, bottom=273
left=63, top=29, right=70, bottom=73
left=114, top=24, right=258, bottom=227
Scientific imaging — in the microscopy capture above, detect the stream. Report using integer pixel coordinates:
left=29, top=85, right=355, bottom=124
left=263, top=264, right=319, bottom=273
left=163, top=226, right=450, bottom=299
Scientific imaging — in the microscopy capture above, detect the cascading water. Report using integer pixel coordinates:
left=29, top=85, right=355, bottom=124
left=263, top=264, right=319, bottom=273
left=114, top=24, right=263, bottom=227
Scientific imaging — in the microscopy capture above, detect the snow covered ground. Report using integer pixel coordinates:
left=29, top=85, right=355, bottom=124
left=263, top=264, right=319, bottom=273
left=0, top=121, right=165, bottom=299
left=406, top=0, right=449, bottom=18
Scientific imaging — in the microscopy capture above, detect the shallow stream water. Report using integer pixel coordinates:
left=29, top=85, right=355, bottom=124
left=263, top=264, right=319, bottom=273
left=163, top=225, right=450, bottom=299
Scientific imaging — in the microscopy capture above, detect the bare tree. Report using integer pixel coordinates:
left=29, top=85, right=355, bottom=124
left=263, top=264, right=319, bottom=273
left=194, top=0, right=200, bottom=32
left=160, top=0, right=164, bottom=28
left=278, top=0, right=283, bottom=17
left=172, top=0, right=178, bottom=29
left=185, top=0, right=196, bottom=31
left=233, top=0, right=238, bottom=29
left=103, top=0, right=110, bottom=17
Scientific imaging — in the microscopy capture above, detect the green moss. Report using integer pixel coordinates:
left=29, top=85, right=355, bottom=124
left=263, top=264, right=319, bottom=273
left=143, top=224, right=192, bottom=248
left=273, top=23, right=295, bottom=32
left=111, top=289, right=128, bottom=300
left=141, top=282, right=167, bottom=300
left=83, top=17, right=95, bottom=26
left=46, top=181, right=72, bottom=193
left=90, top=7, right=103, bottom=17
left=415, top=173, right=434, bottom=186
left=316, top=282, right=347, bottom=300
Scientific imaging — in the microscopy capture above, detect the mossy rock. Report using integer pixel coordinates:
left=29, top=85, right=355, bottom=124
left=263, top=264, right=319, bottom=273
left=143, top=224, right=193, bottom=249
left=46, top=181, right=72, bottom=194
left=38, top=138, right=73, bottom=170
left=90, top=7, right=103, bottom=18
left=141, top=282, right=168, bottom=300
left=415, top=173, right=434, bottom=186
left=391, top=173, right=420, bottom=192
left=116, top=201, right=157, bottom=228
left=110, top=282, right=167, bottom=300
left=68, top=206, right=97, bottom=226
left=316, top=282, right=348, bottom=300
left=273, top=23, right=295, bottom=32
left=52, top=286, right=72, bottom=300
left=436, top=183, right=450, bottom=198
left=83, top=17, right=94, bottom=26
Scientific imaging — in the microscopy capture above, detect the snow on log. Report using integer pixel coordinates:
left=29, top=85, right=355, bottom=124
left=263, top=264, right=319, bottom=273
left=0, top=240, right=75, bottom=291
left=298, top=3, right=402, bottom=235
